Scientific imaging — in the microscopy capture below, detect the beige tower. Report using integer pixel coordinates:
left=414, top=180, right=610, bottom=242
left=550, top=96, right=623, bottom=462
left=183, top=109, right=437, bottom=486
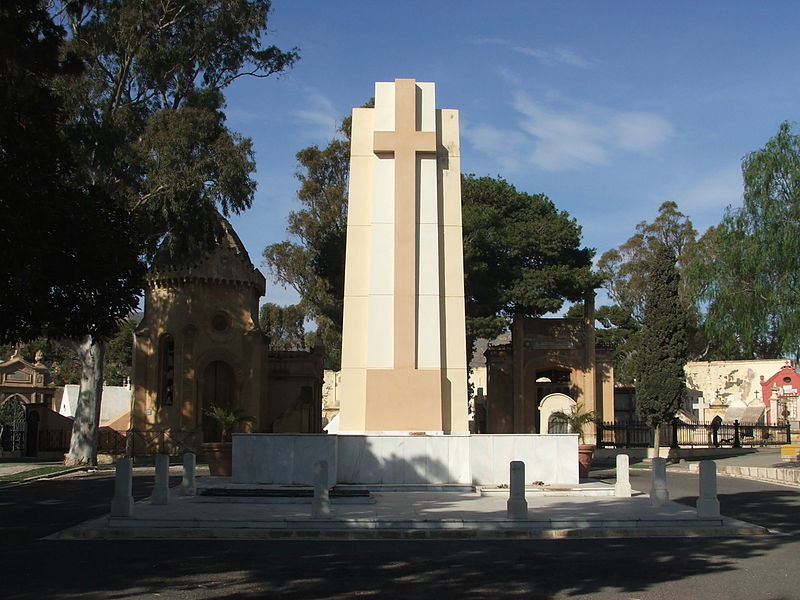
left=338, top=79, right=468, bottom=434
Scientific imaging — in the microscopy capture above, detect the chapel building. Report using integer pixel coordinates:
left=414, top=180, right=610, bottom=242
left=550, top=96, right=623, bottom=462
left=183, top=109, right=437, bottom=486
left=130, top=217, right=322, bottom=444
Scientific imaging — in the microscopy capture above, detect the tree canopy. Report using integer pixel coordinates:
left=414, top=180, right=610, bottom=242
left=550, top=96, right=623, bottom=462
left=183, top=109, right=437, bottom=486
left=259, top=303, right=307, bottom=351
left=597, top=201, right=697, bottom=323
left=0, top=0, right=144, bottom=343
left=2, top=0, right=298, bottom=464
left=697, top=121, right=800, bottom=359
left=462, top=175, right=601, bottom=344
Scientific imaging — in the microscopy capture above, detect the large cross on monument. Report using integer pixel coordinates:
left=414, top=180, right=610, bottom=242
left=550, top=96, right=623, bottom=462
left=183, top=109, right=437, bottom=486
left=372, top=79, right=436, bottom=371
left=338, top=79, right=469, bottom=434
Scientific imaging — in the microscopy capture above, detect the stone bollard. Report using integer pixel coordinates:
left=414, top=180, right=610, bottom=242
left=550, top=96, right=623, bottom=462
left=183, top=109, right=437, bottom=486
left=151, top=454, right=169, bottom=505
left=506, top=460, right=528, bottom=520
left=696, top=460, right=721, bottom=518
left=181, top=452, right=196, bottom=496
left=312, top=461, right=331, bottom=518
left=650, top=457, right=669, bottom=507
left=614, top=454, right=632, bottom=497
left=111, top=457, right=134, bottom=517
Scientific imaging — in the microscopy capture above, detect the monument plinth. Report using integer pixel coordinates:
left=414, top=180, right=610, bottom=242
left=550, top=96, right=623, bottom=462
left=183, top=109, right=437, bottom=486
left=338, top=79, right=468, bottom=434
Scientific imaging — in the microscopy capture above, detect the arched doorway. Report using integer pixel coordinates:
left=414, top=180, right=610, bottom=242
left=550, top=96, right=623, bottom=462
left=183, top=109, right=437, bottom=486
left=25, top=410, right=40, bottom=457
left=202, top=361, right=234, bottom=442
left=0, top=396, right=26, bottom=453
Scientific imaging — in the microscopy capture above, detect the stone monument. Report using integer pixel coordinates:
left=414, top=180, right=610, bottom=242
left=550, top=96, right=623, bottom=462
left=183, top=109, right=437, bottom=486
left=338, top=78, right=468, bottom=434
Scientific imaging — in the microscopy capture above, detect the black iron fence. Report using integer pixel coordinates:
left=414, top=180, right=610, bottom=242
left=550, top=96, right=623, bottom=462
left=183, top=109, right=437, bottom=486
left=36, top=429, right=201, bottom=456
left=597, top=419, right=792, bottom=449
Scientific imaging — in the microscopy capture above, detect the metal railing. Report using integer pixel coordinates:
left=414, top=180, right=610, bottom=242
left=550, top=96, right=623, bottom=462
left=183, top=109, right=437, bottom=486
left=35, top=428, right=201, bottom=456
left=597, top=419, right=791, bottom=449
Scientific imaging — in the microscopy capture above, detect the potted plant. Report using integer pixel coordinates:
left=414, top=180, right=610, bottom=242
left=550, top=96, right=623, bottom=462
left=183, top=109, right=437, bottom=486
left=551, top=403, right=597, bottom=479
left=201, top=405, right=255, bottom=477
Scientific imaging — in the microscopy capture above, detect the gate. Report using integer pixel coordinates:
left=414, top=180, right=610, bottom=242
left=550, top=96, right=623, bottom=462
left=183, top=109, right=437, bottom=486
left=0, top=396, right=27, bottom=453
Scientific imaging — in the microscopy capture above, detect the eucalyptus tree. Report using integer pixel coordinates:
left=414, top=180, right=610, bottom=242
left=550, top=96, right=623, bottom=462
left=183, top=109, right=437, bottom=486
left=698, top=122, right=800, bottom=359
left=46, top=0, right=298, bottom=465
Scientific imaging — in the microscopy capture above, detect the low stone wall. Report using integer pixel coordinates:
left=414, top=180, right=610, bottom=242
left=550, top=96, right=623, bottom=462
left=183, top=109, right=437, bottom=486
left=718, top=464, right=800, bottom=486
left=232, top=433, right=578, bottom=486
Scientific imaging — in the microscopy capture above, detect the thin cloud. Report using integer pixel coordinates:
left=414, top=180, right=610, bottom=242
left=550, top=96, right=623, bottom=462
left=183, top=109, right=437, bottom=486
left=294, top=89, right=339, bottom=140
left=468, top=91, right=675, bottom=171
left=474, top=37, right=595, bottom=69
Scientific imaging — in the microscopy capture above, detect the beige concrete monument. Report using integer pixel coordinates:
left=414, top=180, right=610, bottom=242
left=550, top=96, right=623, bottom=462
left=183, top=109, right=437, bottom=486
left=338, top=79, right=468, bottom=434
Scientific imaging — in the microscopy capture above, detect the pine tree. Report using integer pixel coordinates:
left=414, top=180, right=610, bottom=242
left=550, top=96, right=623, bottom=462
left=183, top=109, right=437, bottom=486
left=635, top=242, right=688, bottom=454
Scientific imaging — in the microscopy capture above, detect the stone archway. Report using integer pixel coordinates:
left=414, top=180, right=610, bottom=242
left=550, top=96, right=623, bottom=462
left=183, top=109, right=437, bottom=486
left=201, top=361, right=234, bottom=442
left=539, top=393, right=576, bottom=435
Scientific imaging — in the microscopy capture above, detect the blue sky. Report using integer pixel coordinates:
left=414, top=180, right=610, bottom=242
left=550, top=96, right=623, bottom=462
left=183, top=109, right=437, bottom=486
left=224, top=1, right=800, bottom=308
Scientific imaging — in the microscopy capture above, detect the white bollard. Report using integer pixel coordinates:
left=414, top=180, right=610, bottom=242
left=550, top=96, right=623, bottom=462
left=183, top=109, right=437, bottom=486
left=615, top=454, right=632, bottom=497
left=696, top=460, right=721, bottom=518
left=506, top=460, right=528, bottom=520
left=111, top=457, right=134, bottom=517
left=650, top=457, right=669, bottom=507
left=151, top=454, right=169, bottom=505
left=181, top=452, right=196, bottom=496
left=312, top=461, right=331, bottom=518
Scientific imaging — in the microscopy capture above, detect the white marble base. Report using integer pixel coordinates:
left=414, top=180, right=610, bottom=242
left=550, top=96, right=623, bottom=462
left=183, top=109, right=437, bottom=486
left=232, top=434, right=578, bottom=486
left=232, top=434, right=337, bottom=487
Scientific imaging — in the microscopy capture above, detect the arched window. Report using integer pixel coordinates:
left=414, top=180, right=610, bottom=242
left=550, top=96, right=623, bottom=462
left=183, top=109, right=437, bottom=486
left=158, top=335, right=175, bottom=407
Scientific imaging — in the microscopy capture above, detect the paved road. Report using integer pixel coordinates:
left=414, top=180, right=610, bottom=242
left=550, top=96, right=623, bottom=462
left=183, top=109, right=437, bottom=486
left=2, top=468, right=799, bottom=599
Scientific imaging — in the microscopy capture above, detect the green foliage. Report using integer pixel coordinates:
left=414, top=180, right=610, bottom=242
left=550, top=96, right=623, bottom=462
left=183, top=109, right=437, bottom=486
left=634, top=243, right=688, bottom=430
left=259, top=303, right=307, bottom=351
left=0, top=0, right=144, bottom=343
left=550, top=403, right=597, bottom=443
left=598, top=201, right=697, bottom=323
left=462, top=175, right=601, bottom=345
left=104, top=318, right=136, bottom=385
left=204, top=405, right=255, bottom=442
left=697, top=122, right=800, bottom=359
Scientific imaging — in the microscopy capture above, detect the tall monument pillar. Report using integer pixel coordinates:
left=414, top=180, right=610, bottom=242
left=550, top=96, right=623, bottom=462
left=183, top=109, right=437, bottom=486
left=338, top=79, right=468, bottom=434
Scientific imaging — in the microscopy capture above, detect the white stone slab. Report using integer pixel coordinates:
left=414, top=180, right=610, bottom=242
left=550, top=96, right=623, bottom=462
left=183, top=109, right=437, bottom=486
left=232, top=434, right=337, bottom=487
left=233, top=434, right=577, bottom=486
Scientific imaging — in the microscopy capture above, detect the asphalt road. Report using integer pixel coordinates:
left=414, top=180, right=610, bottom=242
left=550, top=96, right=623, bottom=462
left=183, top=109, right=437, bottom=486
left=1, top=467, right=799, bottom=600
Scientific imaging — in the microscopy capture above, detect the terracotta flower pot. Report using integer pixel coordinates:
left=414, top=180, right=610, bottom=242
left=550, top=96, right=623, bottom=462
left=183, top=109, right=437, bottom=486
left=578, top=444, right=596, bottom=479
left=202, top=442, right=232, bottom=477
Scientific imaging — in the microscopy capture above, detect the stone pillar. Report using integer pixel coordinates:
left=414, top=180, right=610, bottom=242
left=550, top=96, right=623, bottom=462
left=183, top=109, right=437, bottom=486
left=151, top=454, right=169, bottom=505
left=338, top=79, right=468, bottom=434
left=650, top=457, right=669, bottom=507
left=312, top=461, right=331, bottom=518
left=614, top=454, right=632, bottom=497
left=696, top=460, right=721, bottom=518
left=506, top=460, right=528, bottom=520
left=111, top=457, right=134, bottom=517
left=181, top=452, right=196, bottom=496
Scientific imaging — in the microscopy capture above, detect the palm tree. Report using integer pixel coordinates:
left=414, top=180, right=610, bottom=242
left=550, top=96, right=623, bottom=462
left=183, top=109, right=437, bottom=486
left=551, top=403, right=596, bottom=444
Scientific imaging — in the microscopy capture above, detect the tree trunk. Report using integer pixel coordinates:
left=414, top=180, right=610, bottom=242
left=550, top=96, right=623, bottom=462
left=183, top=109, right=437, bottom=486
left=64, top=335, right=105, bottom=466
left=652, top=423, right=661, bottom=460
